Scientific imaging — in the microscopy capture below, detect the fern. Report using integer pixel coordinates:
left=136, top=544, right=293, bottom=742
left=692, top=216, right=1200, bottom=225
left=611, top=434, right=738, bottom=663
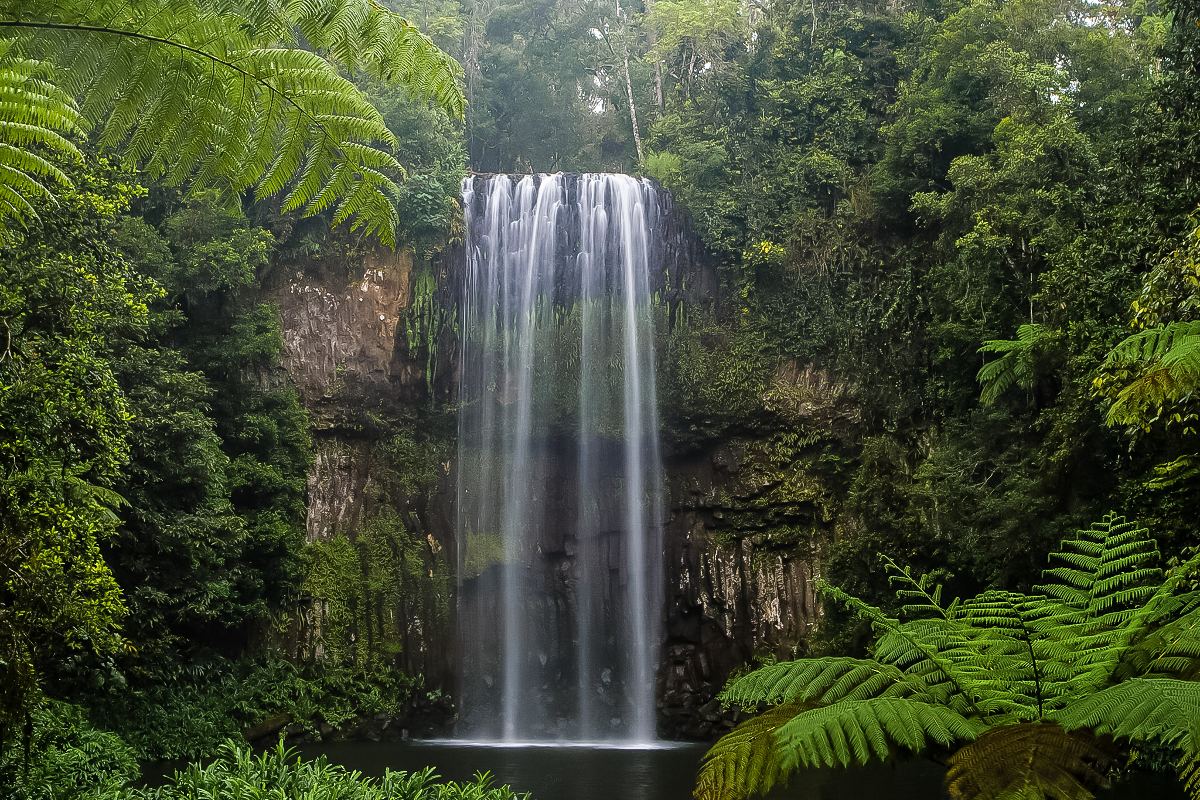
left=719, top=657, right=932, bottom=708
left=0, top=0, right=465, bottom=243
left=946, top=724, right=1111, bottom=800
left=1051, top=677, right=1200, bottom=779
left=699, top=513, right=1200, bottom=800
left=694, top=704, right=804, bottom=800
left=772, top=697, right=985, bottom=770
left=883, top=554, right=948, bottom=620
left=0, top=39, right=82, bottom=219
left=1099, top=321, right=1200, bottom=428
left=977, top=323, right=1048, bottom=404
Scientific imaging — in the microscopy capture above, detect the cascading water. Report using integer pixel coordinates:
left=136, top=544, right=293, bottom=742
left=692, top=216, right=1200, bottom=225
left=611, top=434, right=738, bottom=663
left=455, top=173, right=665, bottom=743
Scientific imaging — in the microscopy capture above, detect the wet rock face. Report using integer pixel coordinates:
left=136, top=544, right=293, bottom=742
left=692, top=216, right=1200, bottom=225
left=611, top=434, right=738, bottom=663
left=274, top=248, right=412, bottom=428
left=267, top=191, right=830, bottom=740
left=658, top=437, right=829, bottom=739
left=269, top=246, right=453, bottom=681
left=272, top=249, right=414, bottom=548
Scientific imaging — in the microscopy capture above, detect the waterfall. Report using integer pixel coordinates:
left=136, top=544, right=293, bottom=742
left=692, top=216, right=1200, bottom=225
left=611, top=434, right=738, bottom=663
left=455, top=173, right=665, bottom=743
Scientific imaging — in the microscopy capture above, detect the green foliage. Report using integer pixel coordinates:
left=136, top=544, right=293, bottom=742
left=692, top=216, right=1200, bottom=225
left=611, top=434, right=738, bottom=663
left=977, top=324, right=1051, bottom=405
left=633, top=0, right=1200, bottom=623
left=1099, top=321, right=1200, bottom=429
left=130, top=741, right=526, bottom=800
left=92, top=193, right=311, bottom=680
left=697, top=513, right=1200, bottom=800
left=645, top=0, right=742, bottom=67
left=0, top=702, right=140, bottom=800
left=0, top=161, right=147, bottom=740
left=5, top=731, right=524, bottom=800
left=460, top=0, right=643, bottom=171
left=0, top=0, right=463, bottom=244
left=693, top=703, right=803, bottom=800
left=661, top=316, right=774, bottom=442
left=1096, top=221, right=1200, bottom=431
left=90, top=658, right=421, bottom=761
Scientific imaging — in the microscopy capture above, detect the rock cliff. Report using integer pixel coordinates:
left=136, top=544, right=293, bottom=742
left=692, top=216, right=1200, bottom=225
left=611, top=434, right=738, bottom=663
left=268, top=190, right=844, bottom=739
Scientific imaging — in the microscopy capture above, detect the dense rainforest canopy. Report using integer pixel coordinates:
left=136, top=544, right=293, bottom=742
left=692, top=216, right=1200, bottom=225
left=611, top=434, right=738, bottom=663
left=3, top=0, right=1200, bottom=798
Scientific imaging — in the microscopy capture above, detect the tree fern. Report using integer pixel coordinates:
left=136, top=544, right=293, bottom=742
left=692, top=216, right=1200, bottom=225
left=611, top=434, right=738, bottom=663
left=946, top=724, right=1111, bottom=800
left=0, top=39, right=82, bottom=219
left=773, top=697, right=985, bottom=771
left=0, top=0, right=464, bottom=243
left=1051, top=676, right=1200, bottom=785
left=697, top=513, right=1200, bottom=800
left=977, top=323, right=1048, bottom=404
left=1098, top=321, right=1200, bottom=428
left=694, top=704, right=804, bottom=800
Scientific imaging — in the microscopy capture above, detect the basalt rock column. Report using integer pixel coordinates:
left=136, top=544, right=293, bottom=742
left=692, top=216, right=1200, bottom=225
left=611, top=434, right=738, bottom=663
left=456, top=173, right=665, bottom=742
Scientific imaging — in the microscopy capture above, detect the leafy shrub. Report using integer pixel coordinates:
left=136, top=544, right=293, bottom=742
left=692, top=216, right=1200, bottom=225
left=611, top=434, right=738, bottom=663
left=92, top=659, right=423, bottom=760
left=126, top=742, right=527, bottom=800
left=0, top=702, right=139, bottom=800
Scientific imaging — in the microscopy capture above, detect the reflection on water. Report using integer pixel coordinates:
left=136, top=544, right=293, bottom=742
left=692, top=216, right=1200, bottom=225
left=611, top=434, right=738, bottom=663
left=297, top=740, right=1181, bottom=800
left=301, top=741, right=957, bottom=799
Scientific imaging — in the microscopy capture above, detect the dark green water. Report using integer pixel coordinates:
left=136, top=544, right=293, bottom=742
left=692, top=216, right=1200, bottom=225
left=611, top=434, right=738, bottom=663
left=294, top=741, right=1185, bottom=800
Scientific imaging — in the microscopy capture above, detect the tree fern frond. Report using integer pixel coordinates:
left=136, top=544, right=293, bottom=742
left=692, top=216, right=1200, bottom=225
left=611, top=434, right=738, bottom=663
left=1036, top=515, right=1161, bottom=630
left=1179, top=751, right=1200, bottom=800
left=283, top=0, right=464, bottom=119
left=719, top=658, right=930, bottom=708
left=0, top=0, right=464, bottom=241
left=0, top=40, right=82, bottom=221
left=1127, top=606, right=1200, bottom=679
left=977, top=323, right=1048, bottom=404
left=773, top=698, right=985, bottom=771
left=945, top=723, right=1111, bottom=800
left=882, top=555, right=948, bottom=620
left=832, top=598, right=988, bottom=716
left=1052, top=677, right=1200, bottom=754
left=1100, top=321, right=1200, bottom=428
left=693, top=704, right=805, bottom=800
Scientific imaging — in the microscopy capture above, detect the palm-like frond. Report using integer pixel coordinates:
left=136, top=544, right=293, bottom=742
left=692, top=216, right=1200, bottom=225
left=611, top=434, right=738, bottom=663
left=699, top=513, right=1200, bottom=800
left=0, top=0, right=465, bottom=244
left=883, top=555, right=948, bottom=620
left=1123, top=605, right=1200, bottom=678
left=946, top=724, right=1111, bottom=800
left=1036, top=515, right=1160, bottom=629
left=1100, top=321, right=1200, bottom=427
left=0, top=39, right=82, bottom=221
left=286, top=0, right=463, bottom=118
left=977, top=323, right=1048, bottom=404
left=1052, top=677, right=1200, bottom=763
left=772, top=697, right=985, bottom=770
left=694, top=704, right=805, bottom=800
left=720, top=657, right=932, bottom=708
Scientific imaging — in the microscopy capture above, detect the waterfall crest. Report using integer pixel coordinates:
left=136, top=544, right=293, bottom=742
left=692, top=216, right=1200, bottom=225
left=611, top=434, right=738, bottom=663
left=455, top=173, right=664, bottom=743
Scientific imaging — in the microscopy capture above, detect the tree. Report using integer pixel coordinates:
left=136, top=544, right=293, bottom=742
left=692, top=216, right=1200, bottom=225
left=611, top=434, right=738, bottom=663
left=976, top=324, right=1051, bottom=405
left=95, top=195, right=311, bottom=676
left=696, top=514, right=1200, bottom=800
left=0, top=163, right=147, bottom=745
left=1096, top=222, right=1200, bottom=431
left=1099, top=321, right=1200, bottom=429
left=0, top=0, right=464, bottom=245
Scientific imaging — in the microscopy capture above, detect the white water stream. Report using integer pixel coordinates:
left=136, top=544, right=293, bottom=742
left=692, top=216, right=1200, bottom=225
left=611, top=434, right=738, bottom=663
left=455, top=173, right=664, bottom=743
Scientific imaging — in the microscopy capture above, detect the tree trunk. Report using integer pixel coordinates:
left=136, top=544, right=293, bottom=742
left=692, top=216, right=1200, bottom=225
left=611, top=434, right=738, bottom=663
left=623, top=49, right=645, bottom=164
left=615, top=0, right=644, bottom=164
left=645, top=0, right=664, bottom=112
